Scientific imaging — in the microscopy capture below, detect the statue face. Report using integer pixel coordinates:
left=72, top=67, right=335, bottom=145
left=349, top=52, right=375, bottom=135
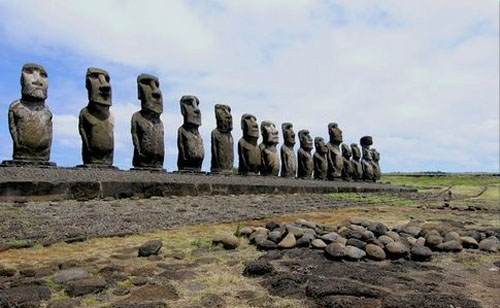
left=363, top=148, right=373, bottom=161
left=298, top=130, right=313, bottom=150
left=371, top=149, right=380, bottom=162
left=241, top=114, right=259, bottom=138
left=180, top=95, right=201, bottom=126
left=86, top=67, right=112, bottom=106
left=282, top=123, right=295, bottom=146
left=341, top=144, right=352, bottom=158
left=21, top=63, right=48, bottom=100
left=328, top=123, right=343, bottom=144
left=261, top=121, right=279, bottom=145
left=314, top=137, right=327, bottom=154
left=351, top=144, right=361, bottom=160
left=138, top=74, right=162, bottom=115
left=215, top=104, right=232, bottom=132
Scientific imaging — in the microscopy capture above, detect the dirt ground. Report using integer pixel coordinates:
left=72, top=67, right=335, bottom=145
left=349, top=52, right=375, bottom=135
left=0, top=174, right=498, bottom=308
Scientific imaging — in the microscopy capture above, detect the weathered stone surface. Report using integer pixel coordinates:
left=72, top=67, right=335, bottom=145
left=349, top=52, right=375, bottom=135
left=278, top=233, right=296, bottom=249
left=243, top=260, right=274, bottom=276
left=79, top=67, right=114, bottom=167
left=177, top=95, right=204, bottom=172
left=200, top=294, right=225, bottom=308
left=460, top=236, right=479, bottom=249
left=410, top=245, right=433, bottom=261
left=326, top=123, right=343, bottom=180
left=360, top=136, right=375, bottom=182
left=341, top=143, right=354, bottom=181
left=239, top=227, right=254, bottom=237
left=297, top=130, right=314, bottom=179
left=53, top=267, right=88, bottom=283
left=287, top=225, right=306, bottom=238
left=65, top=278, right=107, bottom=297
left=296, top=236, right=311, bottom=248
left=0, top=266, right=16, bottom=277
left=131, top=74, right=164, bottom=170
left=221, top=234, right=240, bottom=250
left=138, top=240, right=162, bottom=257
left=256, top=239, right=277, bottom=251
left=5, top=63, right=55, bottom=166
left=385, top=241, right=409, bottom=259
left=346, top=238, right=367, bottom=249
left=479, top=236, right=498, bottom=252
left=238, top=114, right=261, bottom=175
left=210, top=104, right=233, bottom=174
left=350, top=144, right=363, bottom=181
left=385, top=231, right=400, bottom=241
left=425, top=230, right=443, bottom=249
left=371, top=148, right=381, bottom=181
left=365, top=243, right=386, bottom=260
left=368, top=222, right=387, bottom=236
left=325, top=243, right=346, bottom=259
left=268, top=230, right=283, bottom=243
left=378, top=235, right=394, bottom=245
left=443, top=231, right=461, bottom=242
left=311, top=239, right=327, bottom=249
left=259, top=121, right=280, bottom=176
left=280, top=123, right=297, bottom=178
left=48, top=298, right=81, bottom=308
left=0, top=286, right=51, bottom=307
left=313, top=137, right=328, bottom=180
left=320, top=232, right=341, bottom=243
left=345, top=245, right=366, bottom=261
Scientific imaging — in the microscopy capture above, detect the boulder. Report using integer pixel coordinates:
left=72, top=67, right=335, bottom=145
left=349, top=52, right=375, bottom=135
left=65, top=278, right=107, bottom=297
left=365, top=244, right=386, bottom=260
left=221, top=235, right=240, bottom=250
left=444, top=231, right=461, bottom=242
left=268, top=230, right=283, bottom=243
left=54, top=268, right=88, bottom=284
left=385, top=241, right=409, bottom=259
left=265, top=221, right=280, bottom=231
left=385, top=231, right=400, bottom=241
left=256, top=240, right=277, bottom=251
left=296, top=237, right=310, bottom=248
left=410, top=245, right=433, bottom=261
left=311, top=239, right=327, bottom=249
left=243, top=260, right=274, bottom=276
left=345, top=245, right=366, bottom=261
left=325, top=243, right=346, bottom=260
left=460, top=237, right=479, bottom=249
left=479, top=236, right=499, bottom=252
left=320, top=232, right=341, bottom=243
left=286, top=225, right=306, bottom=238
left=378, top=235, right=394, bottom=246
left=138, top=240, right=162, bottom=257
left=402, top=225, right=422, bottom=237
left=346, top=238, right=367, bottom=250
left=278, top=233, right=296, bottom=249
left=368, top=222, right=387, bottom=236
left=239, top=227, right=254, bottom=237
left=437, top=240, right=463, bottom=252
left=425, top=231, right=443, bottom=249
left=463, top=230, right=481, bottom=242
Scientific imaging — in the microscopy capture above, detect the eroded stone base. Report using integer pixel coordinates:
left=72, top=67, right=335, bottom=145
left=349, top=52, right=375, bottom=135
left=0, top=160, right=56, bottom=168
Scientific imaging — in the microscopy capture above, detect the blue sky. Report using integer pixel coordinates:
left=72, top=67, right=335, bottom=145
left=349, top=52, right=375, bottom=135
left=0, top=0, right=498, bottom=172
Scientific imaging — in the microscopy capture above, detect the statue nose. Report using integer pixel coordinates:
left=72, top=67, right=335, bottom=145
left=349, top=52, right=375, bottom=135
left=99, top=85, right=111, bottom=93
left=152, top=92, right=161, bottom=100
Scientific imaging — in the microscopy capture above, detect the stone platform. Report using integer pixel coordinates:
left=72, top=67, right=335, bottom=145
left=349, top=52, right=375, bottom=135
left=0, top=167, right=416, bottom=202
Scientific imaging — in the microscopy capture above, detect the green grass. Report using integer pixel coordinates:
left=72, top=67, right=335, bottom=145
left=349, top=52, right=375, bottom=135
left=328, top=193, right=414, bottom=206
left=382, top=174, right=500, bottom=188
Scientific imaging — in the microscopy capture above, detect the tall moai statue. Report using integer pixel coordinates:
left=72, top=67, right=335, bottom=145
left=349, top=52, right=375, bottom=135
left=210, top=104, right=233, bottom=174
left=297, top=129, right=313, bottom=179
left=78, top=67, right=115, bottom=168
left=313, top=137, right=328, bottom=180
left=131, top=74, right=164, bottom=171
left=341, top=143, right=354, bottom=181
left=350, top=143, right=363, bottom=181
left=259, top=121, right=279, bottom=176
left=326, top=123, right=343, bottom=180
left=177, top=95, right=204, bottom=172
left=371, top=148, right=381, bottom=181
left=3, top=63, right=55, bottom=167
left=360, top=136, right=375, bottom=182
left=238, top=114, right=261, bottom=175
left=280, top=122, right=296, bottom=178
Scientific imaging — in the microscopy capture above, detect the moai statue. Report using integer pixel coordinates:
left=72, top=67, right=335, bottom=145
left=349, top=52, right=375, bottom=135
left=131, top=74, right=164, bottom=171
left=210, top=104, right=233, bottom=174
left=326, top=123, right=343, bottom=180
left=297, top=129, right=313, bottom=179
left=313, top=137, right=328, bottom=180
left=341, top=143, right=354, bottom=181
left=360, top=136, right=375, bottom=182
left=78, top=67, right=115, bottom=168
left=3, top=63, right=55, bottom=167
left=280, top=122, right=296, bottom=178
left=177, top=95, right=204, bottom=172
left=371, top=148, right=381, bottom=181
left=350, top=143, right=363, bottom=181
left=238, top=114, right=261, bottom=175
left=259, top=121, right=279, bottom=176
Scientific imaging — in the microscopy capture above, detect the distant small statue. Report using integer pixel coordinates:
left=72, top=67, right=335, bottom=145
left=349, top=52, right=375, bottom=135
left=177, top=95, right=204, bottom=172
left=313, top=137, right=328, bottom=180
left=3, top=63, right=55, bottom=167
left=297, top=129, right=313, bottom=179
left=210, top=104, right=233, bottom=174
left=341, top=143, right=354, bottom=181
left=131, top=74, right=164, bottom=171
left=280, top=122, right=297, bottom=178
left=326, top=123, right=343, bottom=180
left=350, top=143, right=363, bottom=181
left=259, top=121, right=279, bottom=176
left=79, top=67, right=115, bottom=168
left=238, top=114, right=261, bottom=175
left=360, top=136, right=375, bottom=182
left=371, top=148, right=381, bottom=181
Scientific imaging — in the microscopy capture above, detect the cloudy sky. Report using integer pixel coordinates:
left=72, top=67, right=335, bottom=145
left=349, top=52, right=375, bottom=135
left=0, top=0, right=498, bottom=172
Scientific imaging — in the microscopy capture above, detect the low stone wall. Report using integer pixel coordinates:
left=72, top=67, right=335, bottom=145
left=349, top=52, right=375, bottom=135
left=0, top=167, right=416, bottom=202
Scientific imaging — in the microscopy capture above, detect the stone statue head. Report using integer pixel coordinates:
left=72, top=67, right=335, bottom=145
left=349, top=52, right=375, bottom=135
left=360, top=136, right=373, bottom=147
left=21, top=63, right=48, bottom=101
left=298, top=130, right=313, bottom=151
left=328, top=122, right=343, bottom=144
left=314, top=137, right=328, bottom=154
left=215, top=104, right=232, bottom=132
left=261, top=121, right=279, bottom=145
left=241, top=114, right=259, bottom=139
left=341, top=143, right=352, bottom=159
left=180, top=95, right=201, bottom=127
left=351, top=143, right=361, bottom=160
left=86, top=67, right=112, bottom=106
left=281, top=122, right=295, bottom=146
left=138, top=74, right=162, bottom=115
left=371, top=148, right=380, bottom=162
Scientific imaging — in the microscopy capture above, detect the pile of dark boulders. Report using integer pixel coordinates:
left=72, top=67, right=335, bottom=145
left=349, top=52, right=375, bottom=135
left=238, top=218, right=499, bottom=262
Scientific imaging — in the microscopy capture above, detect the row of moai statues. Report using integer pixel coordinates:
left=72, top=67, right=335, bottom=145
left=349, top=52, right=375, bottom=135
left=2, top=63, right=381, bottom=181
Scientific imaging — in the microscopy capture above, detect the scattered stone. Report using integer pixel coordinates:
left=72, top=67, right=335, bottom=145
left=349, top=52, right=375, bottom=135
left=320, top=232, right=340, bottom=243
left=378, top=235, right=394, bottom=245
left=365, top=244, right=386, bottom=260
left=385, top=242, right=409, bottom=259
left=113, top=287, right=131, bottom=296
left=252, top=235, right=267, bottom=245
left=243, top=260, right=274, bottom=276
left=325, top=243, right=346, bottom=260
left=249, top=230, right=269, bottom=243
left=138, top=240, right=162, bottom=257
left=278, top=233, right=296, bottom=249
left=460, top=237, right=479, bottom=249
left=415, top=237, right=426, bottom=246
left=268, top=230, right=283, bottom=243
left=132, top=278, right=148, bottom=286
left=0, top=286, right=51, bottom=307
left=350, top=217, right=370, bottom=226
left=346, top=238, right=367, bottom=249
left=311, top=239, right=327, bottom=249
left=349, top=224, right=366, bottom=232
left=256, top=240, right=277, bottom=251
left=361, top=230, right=376, bottom=241
left=265, top=221, right=280, bottom=231
left=286, top=225, right=306, bottom=238
left=402, top=225, right=422, bottom=237
left=410, top=245, right=433, bottom=261
left=296, top=237, right=311, bottom=248
left=385, top=231, right=400, bottom=241
left=368, top=222, right=387, bottom=236
left=47, top=298, right=81, bottom=308
left=211, top=234, right=223, bottom=245
left=200, top=294, right=226, bottom=308
left=345, top=245, right=366, bottom=261
left=479, top=236, right=499, bottom=252
left=437, top=240, right=463, bottom=252
left=0, top=266, right=16, bottom=277
left=239, top=227, right=254, bottom=237
left=298, top=219, right=317, bottom=229
left=221, top=234, right=240, bottom=250
left=463, top=230, right=481, bottom=242
left=444, top=231, right=461, bottom=242
left=425, top=230, right=443, bottom=249
left=65, top=278, right=107, bottom=297
left=54, top=267, right=88, bottom=283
